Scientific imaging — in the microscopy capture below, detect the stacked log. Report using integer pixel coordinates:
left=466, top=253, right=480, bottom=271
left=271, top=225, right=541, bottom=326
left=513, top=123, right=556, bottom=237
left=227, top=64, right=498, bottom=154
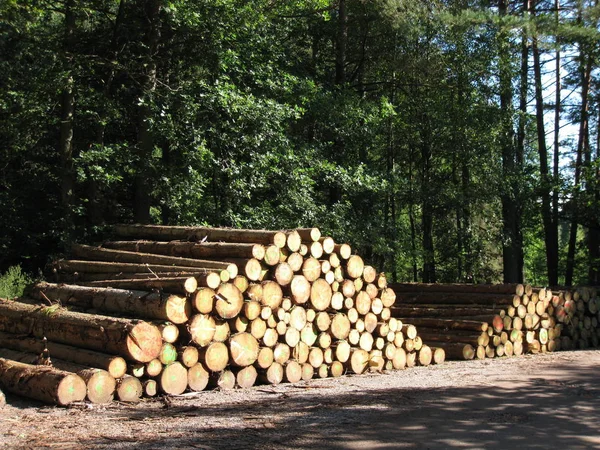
left=0, top=225, right=440, bottom=405
left=390, top=283, right=599, bottom=360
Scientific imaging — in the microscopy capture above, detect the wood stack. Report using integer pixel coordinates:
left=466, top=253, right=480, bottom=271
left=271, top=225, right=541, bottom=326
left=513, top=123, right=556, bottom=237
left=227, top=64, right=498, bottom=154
left=0, top=224, right=441, bottom=406
left=389, top=282, right=599, bottom=360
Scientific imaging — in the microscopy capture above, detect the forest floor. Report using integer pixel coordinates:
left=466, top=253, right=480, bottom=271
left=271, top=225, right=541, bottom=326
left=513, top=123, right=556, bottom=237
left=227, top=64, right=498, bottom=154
left=1, top=350, right=599, bottom=450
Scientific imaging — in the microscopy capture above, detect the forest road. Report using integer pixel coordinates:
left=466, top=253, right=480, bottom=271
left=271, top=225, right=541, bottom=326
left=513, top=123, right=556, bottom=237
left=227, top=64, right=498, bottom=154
left=1, top=350, right=599, bottom=449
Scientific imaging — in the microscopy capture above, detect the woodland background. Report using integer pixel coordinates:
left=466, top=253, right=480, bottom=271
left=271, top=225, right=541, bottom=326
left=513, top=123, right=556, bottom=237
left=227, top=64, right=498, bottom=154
left=1, top=0, right=599, bottom=287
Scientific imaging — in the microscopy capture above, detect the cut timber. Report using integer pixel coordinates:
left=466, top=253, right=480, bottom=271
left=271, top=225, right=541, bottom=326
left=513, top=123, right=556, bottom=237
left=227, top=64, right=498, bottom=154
left=330, top=314, right=351, bottom=340
left=79, top=276, right=199, bottom=295
left=319, top=237, right=335, bottom=254
left=274, top=263, right=293, bottom=286
left=209, top=370, right=236, bottom=390
left=143, top=380, right=157, bottom=397
left=52, top=259, right=229, bottom=276
left=393, top=293, right=514, bottom=306
left=284, top=361, right=302, bottom=383
left=0, top=299, right=162, bottom=363
left=396, top=318, right=488, bottom=332
left=215, top=283, right=244, bottom=319
left=296, top=228, right=321, bottom=242
left=235, top=365, right=258, bottom=388
left=113, top=224, right=288, bottom=247
left=310, top=279, right=332, bottom=311
left=0, top=331, right=127, bottom=378
left=158, top=361, right=188, bottom=395
left=225, top=258, right=263, bottom=281
left=259, top=362, right=283, bottom=385
left=0, top=358, right=86, bottom=406
left=432, top=343, right=475, bottom=360
left=199, top=342, right=229, bottom=372
left=71, top=244, right=234, bottom=271
left=418, top=345, right=432, bottom=366
left=229, top=333, right=259, bottom=367
left=188, top=314, right=216, bottom=346
left=392, top=347, right=407, bottom=369
left=432, top=347, right=446, bottom=365
left=103, top=241, right=266, bottom=261
left=0, top=348, right=116, bottom=404
left=334, top=244, right=352, bottom=260
left=391, top=305, right=499, bottom=318
left=261, top=281, right=283, bottom=309
left=345, top=255, right=365, bottom=279
left=31, top=282, right=191, bottom=325
left=389, top=283, right=523, bottom=295
left=117, top=375, right=143, bottom=402
left=256, top=347, right=274, bottom=369
left=289, top=275, right=311, bottom=304
left=159, top=323, right=179, bottom=343
left=286, top=231, right=302, bottom=253
left=349, top=349, right=369, bottom=374
left=302, top=258, right=322, bottom=282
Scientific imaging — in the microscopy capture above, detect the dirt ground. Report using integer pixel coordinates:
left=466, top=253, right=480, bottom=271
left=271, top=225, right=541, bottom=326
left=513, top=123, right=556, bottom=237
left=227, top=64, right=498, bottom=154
left=1, top=350, right=599, bottom=449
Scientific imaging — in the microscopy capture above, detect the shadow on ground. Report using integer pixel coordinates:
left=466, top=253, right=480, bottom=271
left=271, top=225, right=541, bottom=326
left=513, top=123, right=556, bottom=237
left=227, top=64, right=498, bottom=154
left=52, top=358, right=600, bottom=450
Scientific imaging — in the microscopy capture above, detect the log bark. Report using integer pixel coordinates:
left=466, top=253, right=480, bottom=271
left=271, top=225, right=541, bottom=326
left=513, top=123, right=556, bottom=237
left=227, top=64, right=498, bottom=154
left=229, top=332, right=259, bottom=367
left=78, top=276, right=199, bottom=295
left=159, top=362, right=188, bottom=395
left=388, top=282, right=523, bottom=295
left=395, top=317, right=488, bottom=332
left=0, top=299, right=162, bottom=363
left=0, top=331, right=127, bottom=378
left=0, top=358, right=86, bottom=406
left=113, top=224, right=288, bottom=247
left=71, top=244, right=235, bottom=271
left=391, top=305, right=499, bottom=318
left=103, top=240, right=266, bottom=261
left=31, top=282, right=191, bottom=325
left=52, top=259, right=228, bottom=276
left=116, top=375, right=143, bottom=402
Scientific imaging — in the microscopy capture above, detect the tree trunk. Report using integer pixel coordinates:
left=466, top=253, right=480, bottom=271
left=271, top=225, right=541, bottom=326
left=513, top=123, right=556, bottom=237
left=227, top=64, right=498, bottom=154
left=103, top=240, right=266, bottom=260
left=0, top=331, right=127, bottom=378
left=532, top=10, right=559, bottom=286
left=0, top=358, right=86, bottom=406
left=0, top=299, right=162, bottom=363
left=70, top=244, right=235, bottom=272
left=77, top=276, right=202, bottom=295
left=0, top=348, right=115, bottom=404
left=30, top=282, right=191, bottom=324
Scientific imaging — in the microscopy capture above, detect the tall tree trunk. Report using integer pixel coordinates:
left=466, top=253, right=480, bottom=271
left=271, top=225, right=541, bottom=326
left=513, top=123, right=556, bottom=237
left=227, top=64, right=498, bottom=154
left=88, top=0, right=126, bottom=226
left=565, top=54, right=592, bottom=285
left=552, top=0, right=561, bottom=248
left=498, top=0, right=521, bottom=283
left=515, top=0, right=530, bottom=282
left=589, top=109, right=600, bottom=285
left=59, top=0, right=76, bottom=220
left=335, top=0, right=347, bottom=85
left=134, top=0, right=161, bottom=223
left=421, top=117, right=436, bottom=283
left=532, top=9, right=559, bottom=286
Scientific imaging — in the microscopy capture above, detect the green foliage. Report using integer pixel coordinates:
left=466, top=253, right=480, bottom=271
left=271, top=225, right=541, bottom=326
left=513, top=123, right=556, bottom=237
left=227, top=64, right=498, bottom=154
left=0, top=266, right=33, bottom=299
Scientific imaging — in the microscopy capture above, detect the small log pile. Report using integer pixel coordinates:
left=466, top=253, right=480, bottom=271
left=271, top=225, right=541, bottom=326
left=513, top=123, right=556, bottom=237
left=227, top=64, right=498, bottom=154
left=0, top=225, right=441, bottom=406
left=389, top=282, right=600, bottom=360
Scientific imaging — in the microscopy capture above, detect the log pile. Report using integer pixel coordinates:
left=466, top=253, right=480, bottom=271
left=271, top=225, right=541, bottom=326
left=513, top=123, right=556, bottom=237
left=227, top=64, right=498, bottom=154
left=389, top=282, right=600, bottom=360
left=0, top=224, right=440, bottom=406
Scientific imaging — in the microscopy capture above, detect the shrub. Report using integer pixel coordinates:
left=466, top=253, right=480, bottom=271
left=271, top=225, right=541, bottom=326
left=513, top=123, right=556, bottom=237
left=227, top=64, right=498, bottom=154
left=0, top=265, right=33, bottom=299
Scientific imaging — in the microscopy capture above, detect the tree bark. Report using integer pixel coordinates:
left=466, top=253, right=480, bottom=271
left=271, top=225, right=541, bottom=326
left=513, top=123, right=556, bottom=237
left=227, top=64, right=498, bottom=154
left=0, top=358, right=86, bottom=406
left=103, top=240, right=266, bottom=260
left=0, top=299, right=162, bottom=363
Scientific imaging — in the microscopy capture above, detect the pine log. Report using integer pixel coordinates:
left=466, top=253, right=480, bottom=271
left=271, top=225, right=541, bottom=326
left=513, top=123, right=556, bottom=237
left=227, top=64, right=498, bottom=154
left=258, top=362, right=283, bottom=385
left=31, top=282, right=191, bottom=325
left=345, top=255, right=365, bottom=279
left=78, top=276, right=199, bottom=295
left=388, top=282, right=524, bottom=295
left=301, top=363, right=315, bottom=381
left=116, top=375, right=143, bottom=402
left=71, top=244, right=236, bottom=272
left=0, top=299, right=162, bottom=363
left=284, top=361, right=303, bottom=383
left=113, top=224, right=289, bottom=247
left=0, top=348, right=116, bottom=404
left=296, top=228, right=322, bottom=242
left=229, top=333, right=259, bottom=367
left=0, top=358, right=86, bottom=406
left=0, top=331, right=127, bottom=378
left=215, top=283, right=244, bottom=319
left=391, top=305, right=500, bottom=318
left=187, top=363, right=210, bottom=392
left=395, top=317, right=488, bottom=332
left=256, top=347, right=274, bottom=369
left=349, top=349, right=369, bottom=374
left=103, top=240, right=266, bottom=261
left=208, top=370, right=236, bottom=390
left=392, top=347, right=407, bottom=369
left=198, top=342, right=229, bottom=372
left=235, top=365, right=258, bottom=388
left=52, top=259, right=229, bottom=276
left=310, top=279, right=332, bottom=311
left=432, top=342, right=475, bottom=360
left=302, top=258, right=322, bottom=282
left=334, top=243, right=352, bottom=260
left=393, top=293, right=514, bottom=306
